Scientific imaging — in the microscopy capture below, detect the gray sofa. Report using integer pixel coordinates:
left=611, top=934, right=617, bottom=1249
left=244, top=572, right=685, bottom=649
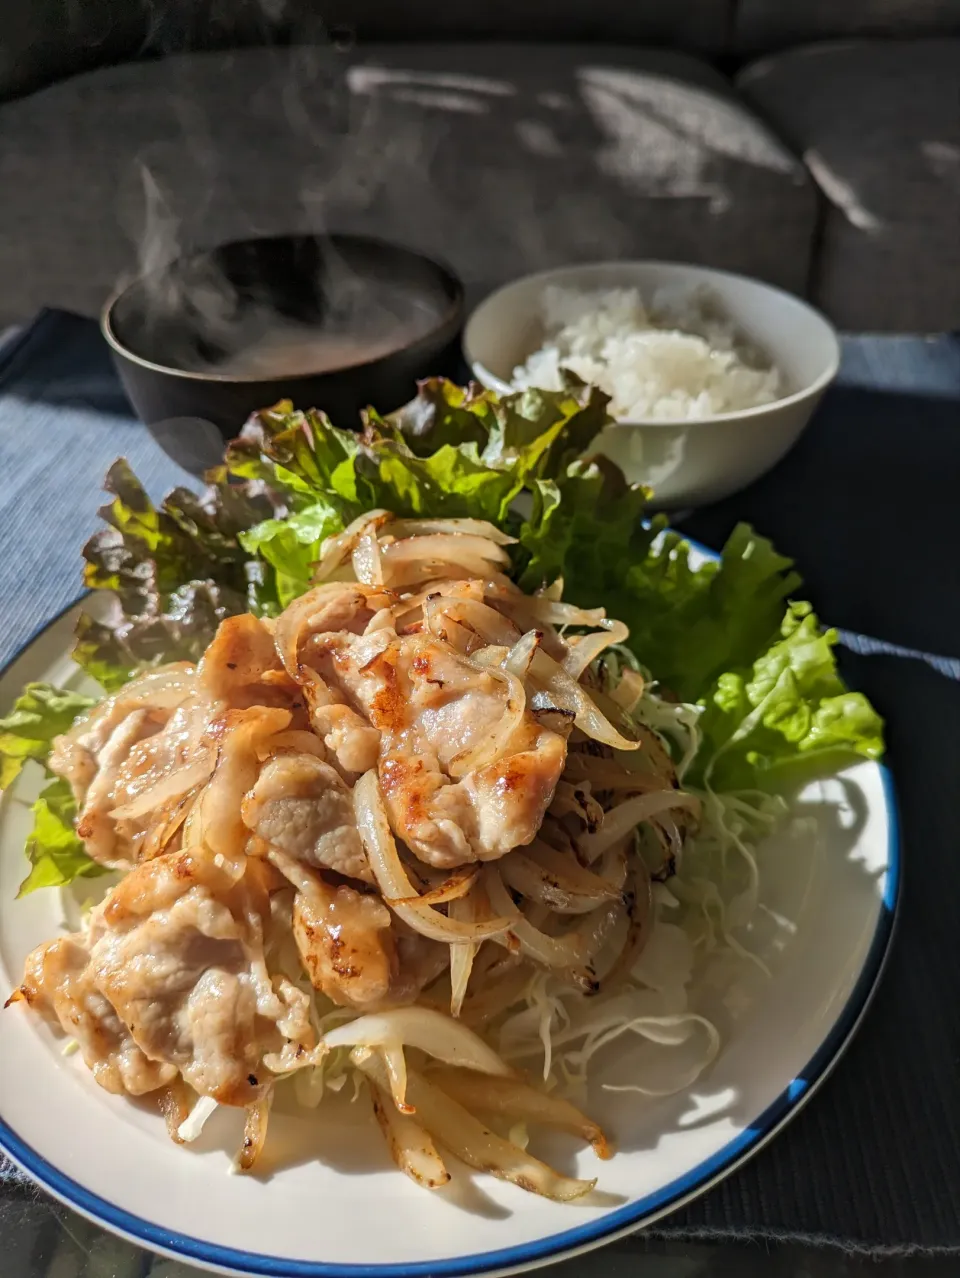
left=1, top=1, right=957, bottom=332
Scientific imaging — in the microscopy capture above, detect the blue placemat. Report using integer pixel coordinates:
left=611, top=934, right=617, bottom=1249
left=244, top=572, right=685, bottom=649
left=1, top=314, right=960, bottom=1254
left=0, top=313, right=194, bottom=667
left=673, top=335, right=960, bottom=1252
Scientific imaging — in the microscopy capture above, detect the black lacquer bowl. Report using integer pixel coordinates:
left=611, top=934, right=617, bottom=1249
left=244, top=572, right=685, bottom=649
left=102, top=233, right=464, bottom=474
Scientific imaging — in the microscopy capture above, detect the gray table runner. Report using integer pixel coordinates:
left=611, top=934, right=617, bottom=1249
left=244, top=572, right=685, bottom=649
left=1, top=313, right=959, bottom=1255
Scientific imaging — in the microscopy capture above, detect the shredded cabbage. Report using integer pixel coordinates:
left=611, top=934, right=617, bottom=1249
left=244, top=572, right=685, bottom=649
left=6, top=383, right=886, bottom=1197
left=485, top=671, right=794, bottom=1101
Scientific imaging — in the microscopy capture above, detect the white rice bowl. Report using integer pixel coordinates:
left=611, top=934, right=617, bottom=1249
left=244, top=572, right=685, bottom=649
left=512, top=285, right=783, bottom=421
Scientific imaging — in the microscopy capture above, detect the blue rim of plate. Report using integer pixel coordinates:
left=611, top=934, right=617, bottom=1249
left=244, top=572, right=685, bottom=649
left=0, top=544, right=902, bottom=1278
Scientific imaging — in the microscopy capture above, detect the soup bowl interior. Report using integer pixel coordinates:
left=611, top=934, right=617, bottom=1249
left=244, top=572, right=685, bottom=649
left=109, top=234, right=461, bottom=377
left=103, top=234, right=464, bottom=473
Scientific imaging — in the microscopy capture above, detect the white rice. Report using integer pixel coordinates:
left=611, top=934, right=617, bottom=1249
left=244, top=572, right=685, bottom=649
left=511, top=285, right=783, bottom=420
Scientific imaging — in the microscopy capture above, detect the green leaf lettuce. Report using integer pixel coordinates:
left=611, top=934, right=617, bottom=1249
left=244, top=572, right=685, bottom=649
left=0, top=683, right=96, bottom=789
left=694, top=602, right=885, bottom=790
left=0, top=684, right=106, bottom=895
left=18, top=778, right=109, bottom=897
left=54, top=378, right=881, bottom=817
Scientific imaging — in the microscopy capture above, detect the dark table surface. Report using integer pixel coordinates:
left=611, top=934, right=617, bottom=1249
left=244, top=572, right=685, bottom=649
left=1, top=315, right=959, bottom=1277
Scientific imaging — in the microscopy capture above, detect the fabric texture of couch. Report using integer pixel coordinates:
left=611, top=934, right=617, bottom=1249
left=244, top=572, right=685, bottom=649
left=0, top=44, right=815, bottom=325
left=0, top=0, right=735, bottom=103
left=740, top=39, right=960, bottom=331
left=733, top=0, right=960, bottom=55
left=0, top=0, right=958, bottom=332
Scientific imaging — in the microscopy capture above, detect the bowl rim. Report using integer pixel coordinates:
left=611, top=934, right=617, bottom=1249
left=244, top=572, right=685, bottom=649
left=463, top=259, right=841, bottom=428
left=101, top=232, right=465, bottom=385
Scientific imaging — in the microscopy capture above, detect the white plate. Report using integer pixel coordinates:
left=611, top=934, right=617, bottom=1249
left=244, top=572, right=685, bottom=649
left=0, top=556, right=900, bottom=1278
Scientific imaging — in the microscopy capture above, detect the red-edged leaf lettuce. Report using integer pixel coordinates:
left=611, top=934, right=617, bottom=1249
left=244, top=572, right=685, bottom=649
left=75, top=459, right=282, bottom=688
left=1, top=378, right=882, bottom=892
left=75, top=384, right=885, bottom=782
left=219, top=382, right=612, bottom=608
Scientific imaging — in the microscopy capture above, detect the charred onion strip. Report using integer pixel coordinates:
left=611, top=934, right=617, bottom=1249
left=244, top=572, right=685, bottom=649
left=323, top=1006, right=513, bottom=1078
left=109, top=752, right=216, bottom=821
left=390, top=865, right=480, bottom=908
left=355, top=1051, right=597, bottom=1202
left=355, top=770, right=513, bottom=943
left=428, top=1068, right=612, bottom=1160
left=602, top=864, right=654, bottom=989
left=156, top=1080, right=193, bottom=1145
left=562, top=621, right=630, bottom=680
left=485, top=869, right=624, bottom=991
left=389, top=518, right=516, bottom=546
left=236, top=1086, right=274, bottom=1172
left=313, top=510, right=392, bottom=582
left=529, top=650, right=640, bottom=751
left=459, top=964, right=532, bottom=1029
left=501, top=842, right=620, bottom=915
left=449, top=892, right=482, bottom=1019
left=370, top=1081, right=451, bottom=1189
left=579, top=791, right=700, bottom=863
left=381, top=1043, right=413, bottom=1113
left=547, top=780, right=604, bottom=831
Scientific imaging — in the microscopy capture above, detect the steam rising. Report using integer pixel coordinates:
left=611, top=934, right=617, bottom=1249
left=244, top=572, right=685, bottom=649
left=117, top=20, right=449, bottom=379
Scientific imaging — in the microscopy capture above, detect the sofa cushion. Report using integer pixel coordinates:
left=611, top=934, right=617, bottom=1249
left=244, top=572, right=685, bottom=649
left=312, top=0, right=733, bottom=49
left=734, top=0, right=960, bottom=57
left=1, top=0, right=734, bottom=103
left=0, top=0, right=291, bottom=103
left=0, top=44, right=815, bottom=327
left=739, top=40, right=960, bottom=331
